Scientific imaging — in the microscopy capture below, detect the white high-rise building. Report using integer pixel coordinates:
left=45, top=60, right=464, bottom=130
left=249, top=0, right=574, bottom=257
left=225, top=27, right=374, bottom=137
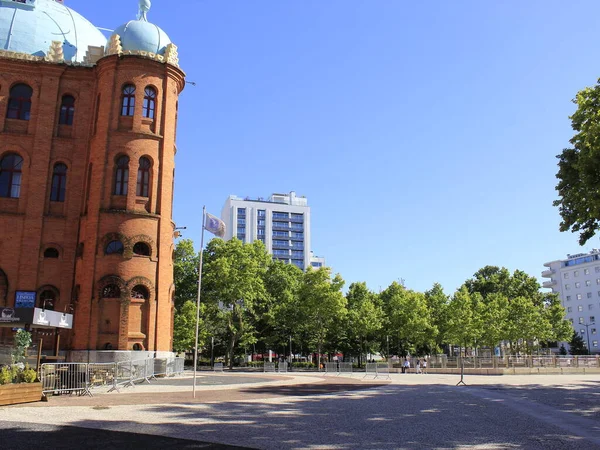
left=309, top=251, right=326, bottom=269
left=221, top=192, right=312, bottom=270
left=542, top=249, right=600, bottom=353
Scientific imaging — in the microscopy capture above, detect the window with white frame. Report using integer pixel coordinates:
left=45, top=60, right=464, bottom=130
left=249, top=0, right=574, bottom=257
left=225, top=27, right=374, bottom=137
left=590, top=315, right=596, bottom=323
left=575, top=271, right=580, bottom=277
left=586, top=280, right=592, bottom=286
left=585, top=268, right=590, bottom=275
left=578, top=305, right=584, bottom=312
left=566, top=295, right=571, bottom=301
left=593, top=341, right=598, bottom=347
left=564, top=273, right=569, bottom=279
left=566, top=284, right=571, bottom=290
left=576, top=282, right=581, bottom=288
left=577, top=294, right=582, bottom=300
left=579, top=317, right=585, bottom=324
left=592, top=328, right=597, bottom=334
left=567, top=307, right=572, bottom=312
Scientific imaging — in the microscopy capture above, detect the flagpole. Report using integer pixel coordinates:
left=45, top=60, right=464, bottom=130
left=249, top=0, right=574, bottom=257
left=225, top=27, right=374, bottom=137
left=193, top=205, right=206, bottom=399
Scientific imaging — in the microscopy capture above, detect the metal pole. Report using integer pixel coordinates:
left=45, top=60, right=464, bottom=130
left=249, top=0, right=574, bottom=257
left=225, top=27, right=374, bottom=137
left=585, top=324, right=591, bottom=354
left=289, top=335, right=292, bottom=371
left=193, top=206, right=206, bottom=399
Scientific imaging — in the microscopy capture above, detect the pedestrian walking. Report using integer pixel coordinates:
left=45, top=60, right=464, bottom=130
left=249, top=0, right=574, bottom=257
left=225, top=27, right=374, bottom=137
left=416, top=359, right=422, bottom=374
left=403, top=359, right=410, bottom=374
left=422, top=359, right=428, bottom=374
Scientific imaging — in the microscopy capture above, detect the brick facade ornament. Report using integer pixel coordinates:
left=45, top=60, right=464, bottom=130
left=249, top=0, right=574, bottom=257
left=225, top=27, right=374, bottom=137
left=45, top=41, right=65, bottom=63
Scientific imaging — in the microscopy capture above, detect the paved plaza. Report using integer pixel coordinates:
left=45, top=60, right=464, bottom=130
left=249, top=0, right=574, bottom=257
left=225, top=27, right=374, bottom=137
left=1, top=372, right=600, bottom=449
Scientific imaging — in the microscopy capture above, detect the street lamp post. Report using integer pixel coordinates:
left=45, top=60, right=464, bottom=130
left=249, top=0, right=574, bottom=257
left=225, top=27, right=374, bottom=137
left=580, top=321, right=595, bottom=353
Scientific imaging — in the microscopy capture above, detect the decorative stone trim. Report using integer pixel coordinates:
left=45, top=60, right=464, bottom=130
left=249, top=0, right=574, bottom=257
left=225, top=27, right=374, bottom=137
left=45, top=41, right=64, bottom=63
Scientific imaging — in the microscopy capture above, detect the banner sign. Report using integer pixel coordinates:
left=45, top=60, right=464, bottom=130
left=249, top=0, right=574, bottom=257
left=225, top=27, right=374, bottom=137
left=32, top=308, right=73, bottom=329
left=0, top=308, right=34, bottom=324
left=15, top=291, right=36, bottom=308
left=0, top=307, right=73, bottom=329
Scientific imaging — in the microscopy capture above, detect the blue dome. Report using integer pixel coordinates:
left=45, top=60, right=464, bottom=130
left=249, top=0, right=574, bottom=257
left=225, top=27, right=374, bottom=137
left=112, top=20, right=171, bottom=56
left=0, top=0, right=107, bottom=63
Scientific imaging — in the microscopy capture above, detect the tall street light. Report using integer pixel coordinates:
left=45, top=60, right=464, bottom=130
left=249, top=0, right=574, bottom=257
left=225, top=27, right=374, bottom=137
left=580, top=321, right=595, bottom=353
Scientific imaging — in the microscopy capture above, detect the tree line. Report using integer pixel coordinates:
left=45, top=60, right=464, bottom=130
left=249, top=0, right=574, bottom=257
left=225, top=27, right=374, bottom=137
left=173, top=238, right=572, bottom=367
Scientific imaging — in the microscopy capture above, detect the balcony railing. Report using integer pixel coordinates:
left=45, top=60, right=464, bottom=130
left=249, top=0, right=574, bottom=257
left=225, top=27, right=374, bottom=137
left=542, top=279, right=557, bottom=288
left=541, top=269, right=555, bottom=278
left=290, top=216, right=304, bottom=223
left=272, top=224, right=290, bottom=231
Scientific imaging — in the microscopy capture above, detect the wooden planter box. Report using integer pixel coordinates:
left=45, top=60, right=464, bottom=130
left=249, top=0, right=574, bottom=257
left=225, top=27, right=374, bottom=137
left=0, top=382, right=43, bottom=406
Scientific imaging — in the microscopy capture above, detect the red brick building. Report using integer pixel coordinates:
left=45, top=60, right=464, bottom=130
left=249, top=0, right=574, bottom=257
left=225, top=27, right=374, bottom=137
left=0, top=0, right=184, bottom=358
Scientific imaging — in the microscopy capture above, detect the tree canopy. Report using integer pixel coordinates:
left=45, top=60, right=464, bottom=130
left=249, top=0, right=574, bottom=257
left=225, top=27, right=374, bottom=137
left=554, top=79, right=600, bottom=244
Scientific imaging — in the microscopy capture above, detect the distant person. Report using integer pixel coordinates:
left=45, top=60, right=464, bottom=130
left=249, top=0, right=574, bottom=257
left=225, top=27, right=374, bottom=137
left=403, top=359, right=410, bottom=374
left=416, top=360, right=422, bottom=374
left=422, top=359, right=428, bottom=374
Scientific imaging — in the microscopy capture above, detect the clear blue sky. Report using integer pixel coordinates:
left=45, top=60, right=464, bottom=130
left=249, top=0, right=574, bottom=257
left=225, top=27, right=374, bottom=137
left=77, top=0, right=600, bottom=294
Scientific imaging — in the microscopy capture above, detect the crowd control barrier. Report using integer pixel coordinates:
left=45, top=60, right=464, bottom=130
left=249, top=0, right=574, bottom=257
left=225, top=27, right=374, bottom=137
left=40, top=357, right=185, bottom=397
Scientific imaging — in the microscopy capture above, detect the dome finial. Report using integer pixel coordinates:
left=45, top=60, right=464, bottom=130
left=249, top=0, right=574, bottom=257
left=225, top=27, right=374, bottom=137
left=138, top=0, right=151, bottom=21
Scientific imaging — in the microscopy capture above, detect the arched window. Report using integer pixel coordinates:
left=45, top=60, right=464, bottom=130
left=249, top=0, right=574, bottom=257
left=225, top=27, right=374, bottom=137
left=7, top=84, right=32, bottom=120
left=50, top=163, right=67, bottom=202
left=103, top=343, right=113, bottom=350
left=142, top=87, right=156, bottom=119
left=113, top=156, right=129, bottom=196
left=133, top=242, right=151, bottom=256
left=136, top=157, right=151, bottom=197
left=131, top=285, right=149, bottom=300
left=121, top=85, right=136, bottom=116
left=0, top=153, right=23, bottom=198
left=44, top=248, right=59, bottom=258
left=40, top=290, right=56, bottom=310
left=105, top=240, right=124, bottom=255
left=132, top=343, right=143, bottom=351
left=58, top=95, right=75, bottom=125
left=102, top=284, right=121, bottom=298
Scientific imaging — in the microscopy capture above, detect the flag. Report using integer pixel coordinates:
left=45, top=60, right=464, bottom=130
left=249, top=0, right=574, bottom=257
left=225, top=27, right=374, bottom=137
left=204, top=212, right=226, bottom=238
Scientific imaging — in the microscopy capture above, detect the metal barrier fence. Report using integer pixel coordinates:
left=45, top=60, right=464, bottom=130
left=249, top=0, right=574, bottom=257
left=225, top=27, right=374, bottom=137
left=40, top=363, right=91, bottom=397
left=324, top=362, right=338, bottom=375
left=40, top=357, right=185, bottom=396
left=363, top=362, right=390, bottom=379
left=278, top=362, right=288, bottom=373
left=422, top=355, right=600, bottom=369
left=264, top=362, right=276, bottom=373
left=339, top=362, right=353, bottom=377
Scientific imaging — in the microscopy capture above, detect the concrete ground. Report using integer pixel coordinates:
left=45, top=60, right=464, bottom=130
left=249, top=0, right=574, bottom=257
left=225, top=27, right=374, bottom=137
left=1, top=372, right=600, bottom=449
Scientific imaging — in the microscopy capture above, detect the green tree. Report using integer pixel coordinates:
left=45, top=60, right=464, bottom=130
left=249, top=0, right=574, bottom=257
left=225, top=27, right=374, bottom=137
left=554, top=79, right=600, bottom=245
left=542, top=293, right=572, bottom=344
left=477, top=293, right=509, bottom=353
left=173, top=239, right=200, bottom=310
left=262, top=261, right=304, bottom=358
left=173, top=300, right=207, bottom=353
left=506, top=296, right=548, bottom=354
left=424, top=283, right=449, bottom=353
left=446, top=286, right=482, bottom=355
left=568, top=331, right=589, bottom=355
left=201, top=238, right=272, bottom=368
left=297, top=267, right=347, bottom=368
left=343, top=282, right=383, bottom=365
left=381, top=282, right=435, bottom=356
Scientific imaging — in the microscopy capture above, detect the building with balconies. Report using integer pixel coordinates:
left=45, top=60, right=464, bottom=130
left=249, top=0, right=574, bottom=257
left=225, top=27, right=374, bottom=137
left=542, top=250, right=600, bottom=353
left=221, top=192, right=317, bottom=271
